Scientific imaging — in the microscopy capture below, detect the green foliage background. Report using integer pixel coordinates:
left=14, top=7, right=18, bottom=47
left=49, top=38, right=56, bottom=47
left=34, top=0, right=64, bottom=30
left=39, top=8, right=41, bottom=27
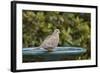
left=22, top=10, right=91, bottom=59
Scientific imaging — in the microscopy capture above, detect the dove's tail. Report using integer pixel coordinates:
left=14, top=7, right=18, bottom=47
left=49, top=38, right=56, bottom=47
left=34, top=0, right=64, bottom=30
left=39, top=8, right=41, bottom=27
left=34, top=47, right=45, bottom=50
left=31, top=47, right=39, bottom=50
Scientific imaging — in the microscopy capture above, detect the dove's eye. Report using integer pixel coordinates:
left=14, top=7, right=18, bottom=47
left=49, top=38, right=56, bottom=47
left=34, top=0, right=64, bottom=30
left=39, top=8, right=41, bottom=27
left=57, top=30, right=59, bottom=32
left=56, top=29, right=60, bottom=33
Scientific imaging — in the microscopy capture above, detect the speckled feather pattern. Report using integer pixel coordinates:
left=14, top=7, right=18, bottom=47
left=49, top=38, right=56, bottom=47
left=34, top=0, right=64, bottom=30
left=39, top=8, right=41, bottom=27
left=39, top=29, right=60, bottom=51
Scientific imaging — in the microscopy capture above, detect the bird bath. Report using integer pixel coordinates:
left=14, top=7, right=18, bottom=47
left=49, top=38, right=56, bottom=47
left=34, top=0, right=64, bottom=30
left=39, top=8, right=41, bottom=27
left=22, top=47, right=86, bottom=62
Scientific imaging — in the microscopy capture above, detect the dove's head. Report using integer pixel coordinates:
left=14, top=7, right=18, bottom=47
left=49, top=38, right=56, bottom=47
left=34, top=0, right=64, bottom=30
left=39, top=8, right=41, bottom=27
left=53, top=29, right=60, bottom=34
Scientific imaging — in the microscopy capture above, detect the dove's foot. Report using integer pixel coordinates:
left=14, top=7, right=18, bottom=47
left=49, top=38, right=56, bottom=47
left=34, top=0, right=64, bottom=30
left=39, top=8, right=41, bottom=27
left=46, top=48, right=53, bottom=52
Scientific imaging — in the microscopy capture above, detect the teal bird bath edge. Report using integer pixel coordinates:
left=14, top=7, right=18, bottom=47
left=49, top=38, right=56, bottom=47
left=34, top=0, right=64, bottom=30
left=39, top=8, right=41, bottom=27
left=22, top=47, right=86, bottom=62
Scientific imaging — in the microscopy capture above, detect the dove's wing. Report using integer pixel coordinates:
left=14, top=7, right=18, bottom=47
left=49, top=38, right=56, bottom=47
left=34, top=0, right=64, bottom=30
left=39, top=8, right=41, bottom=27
left=40, top=33, right=59, bottom=49
left=43, top=35, right=51, bottom=42
left=39, top=35, right=52, bottom=48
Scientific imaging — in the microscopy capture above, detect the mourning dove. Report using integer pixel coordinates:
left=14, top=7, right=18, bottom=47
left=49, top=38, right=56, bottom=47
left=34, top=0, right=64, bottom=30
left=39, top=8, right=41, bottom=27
left=39, top=29, right=60, bottom=52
